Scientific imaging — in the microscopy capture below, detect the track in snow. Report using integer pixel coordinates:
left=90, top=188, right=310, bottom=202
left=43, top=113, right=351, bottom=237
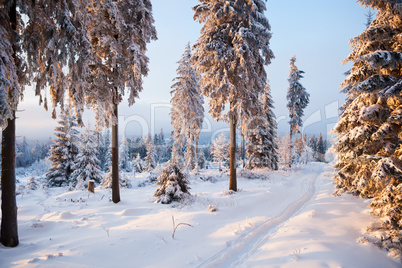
left=197, top=165, right=323, bottom=268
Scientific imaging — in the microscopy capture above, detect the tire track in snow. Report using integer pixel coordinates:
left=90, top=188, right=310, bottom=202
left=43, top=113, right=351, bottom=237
left=197, top=164, right=323, bottom=268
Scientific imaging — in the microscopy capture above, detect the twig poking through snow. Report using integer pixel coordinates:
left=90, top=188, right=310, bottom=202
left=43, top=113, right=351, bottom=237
left=172, top=215, right=193, bottom=239
left=290, top=248, right=301, bottom=261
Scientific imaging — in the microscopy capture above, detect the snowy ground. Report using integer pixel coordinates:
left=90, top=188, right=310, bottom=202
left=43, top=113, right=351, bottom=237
left=0, top=162, right=400, bottom=267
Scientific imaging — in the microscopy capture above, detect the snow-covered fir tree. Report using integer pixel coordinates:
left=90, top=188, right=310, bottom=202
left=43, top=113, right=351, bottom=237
left=308, top=135, right=317, bottom=161
left=277, top=135, right=292, bottom=169
left=210, top=133, right=229, bottom=173
left=46, top=107, right=80, bottom=187
left=287, top=55, right=310, bottom=137
left=192, top=0, right=274, bottom=191
left=132, top=153, right=144, bottom=173
left=170, top=43, right=204, bottom=169
left=184, top=138, right=197, bottom=171
left=154, top=162, right=190, bottom=204
left=26, top=177, right=38, bottom=191
left=83, top=0, right=157, bottom=126
left=286, top=55, right=309, bottom=168
left=85, top=0, right=157, bottom=203
left=16, top=136, right=32, bottom=167
left=333, top=0, right=402, bottom=257
left=246, top=83, right=278, bottom=170
left=119, top=134, right=131, bottom=172
left=103, top=129, right=112, bottom=172
left=298, top=134, right=312, bottom=164
left=144, top=134, right=156, bottom=172
left=197, top=149, right=206, bottom=170
left=71, top=126, right=103, bottom=189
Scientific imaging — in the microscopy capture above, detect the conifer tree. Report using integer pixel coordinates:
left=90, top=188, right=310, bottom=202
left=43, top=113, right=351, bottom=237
left=192, top=0, right=274, bottom=191
left=46, top=107, right=79, bottom=187
left=85, top=0, right=157, bottom=203
left=103, top=129, right=112, bottom=172
left=246, top=83, right=278, bottom=170
left=334, top=0, right=402, bottom=256
left=71, top=126, right=102, bottom=189
left=154, top=162, right=190, bottom=204
left=308, top=135, right=317, bottom=160
left=185, top=138, right=197, bottom=170
left=170, top=43, right=204, bottom=168
left=133, top=153, right=144, bottom=173
left=277, top=135, right=292, bottom=169
left=144, top=134, right=156, bottom=172
left=316, top=133, right=326, bottom=162
left=119, top=134, right=131, bottom=172
left=1, top=0, right=91, bottom=246
left=16, top=136, right=32, bottom=167
left=0, top=0, right=30, bottom=247
left=286, top=55, right=309, bottom=168
left=211, top=133, right=229, bottom=173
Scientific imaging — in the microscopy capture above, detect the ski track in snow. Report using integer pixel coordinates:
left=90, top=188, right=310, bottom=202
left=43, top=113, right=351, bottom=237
left=197, top=164, right=323, bottom=268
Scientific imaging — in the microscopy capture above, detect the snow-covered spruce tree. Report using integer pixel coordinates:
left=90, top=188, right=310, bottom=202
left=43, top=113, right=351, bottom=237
left=23, top=0, right=93, bottom=122
left=211, top=133, right=230, bottom=173
left=85, top=0, right=157, bottom=203
left=185, top=138, right=197, bottom=171
left=170, top=43, right=204, bottom=170
left=333, top=0, right=402, bottom=257
left=246, top=83, right=278, bottom=170
left=192, top=0, right=274, bottom=191
left=16, top=136, right=32, bottom=167
left=286, top=55, right=310, bottom=168
left=0, top=0, right=30, bottom=247
left=102, top=129, right=112, bottom=172
left=132, top=153, right=144, bottom=173
left=154, top=162, right=190, bottom=204
left=1, top=0, right=90, bottom=247
left=308, top=134, right=317, bottom=160
left=71, top=126, right=102, bottom=189
left=144, top=134, right=156, bottom=172
left=277, top=135, right=292, bottom=169
left=119, top=134, right=131, bottom=172
left=197, top=149, right=206, bottom=169
left=46, top=107, right=79, bottom=187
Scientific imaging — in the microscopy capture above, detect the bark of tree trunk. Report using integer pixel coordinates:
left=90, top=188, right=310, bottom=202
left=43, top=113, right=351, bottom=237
left=288, top=130, right=292, bottom=169
left=1, top=111, right=19, bottom=247
left=229, top=118, right=237, bottom=191
left=241, top=130, right=245, bottom=168
left=1, top=2, right=19, bottom=248
left=88, top=180, right=95, bottom=193
left=112, top=100, right=120, bottom=203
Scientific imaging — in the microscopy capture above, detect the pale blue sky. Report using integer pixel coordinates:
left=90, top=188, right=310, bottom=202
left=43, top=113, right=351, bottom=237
left=18, top=0, right=369, bottom=141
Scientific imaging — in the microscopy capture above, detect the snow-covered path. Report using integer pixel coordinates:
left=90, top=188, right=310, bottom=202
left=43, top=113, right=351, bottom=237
left=198, top=164, right=322, bottom=268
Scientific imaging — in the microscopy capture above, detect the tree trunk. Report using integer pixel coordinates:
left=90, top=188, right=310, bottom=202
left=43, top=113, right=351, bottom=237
left=1, top=2, right=19, bottom=248
left=111, top=100, right=120, bottom=203
left=1, top=111, right=19, bottom=247
left=288, top=130, right=292, bottom=169
left=229, top=118, right=237, bottom=191
left=241, top=130, right=245, bottom=168
left=88, top=180, right=95, bottom=193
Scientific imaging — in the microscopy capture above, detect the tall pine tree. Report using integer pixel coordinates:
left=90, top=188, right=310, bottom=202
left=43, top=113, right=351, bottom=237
left=334, top=0, right=402, bottom=257
left=192, top=0, right=274, bottom=191
left=170, top=43, right=204, bottom=169
left=46, top=107, right=79, bottom=187
left=246, top=83, right=278, bottom=170
left=85, top=0, right=157, bottom=203
left=286, top=55, right=309, bottom=168
left=71, top=126, right=103, bottom=189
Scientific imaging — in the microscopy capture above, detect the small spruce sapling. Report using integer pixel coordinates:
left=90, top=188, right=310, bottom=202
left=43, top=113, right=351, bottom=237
left=154, top=163, right=190, bottom=204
